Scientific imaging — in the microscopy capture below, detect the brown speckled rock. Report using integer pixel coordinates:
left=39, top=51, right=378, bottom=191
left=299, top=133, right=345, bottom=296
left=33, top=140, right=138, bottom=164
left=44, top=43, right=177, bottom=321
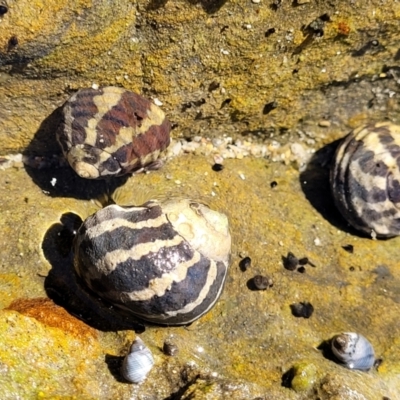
left=1, top=1, right=400, bottom=155
left=1, top=0, right=400, bottom=397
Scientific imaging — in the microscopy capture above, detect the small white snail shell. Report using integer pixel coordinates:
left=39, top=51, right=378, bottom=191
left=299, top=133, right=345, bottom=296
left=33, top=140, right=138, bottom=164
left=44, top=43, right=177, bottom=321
left=331, top=332, right=375, bottom=371
left=121, top=337, right=154, bottom=383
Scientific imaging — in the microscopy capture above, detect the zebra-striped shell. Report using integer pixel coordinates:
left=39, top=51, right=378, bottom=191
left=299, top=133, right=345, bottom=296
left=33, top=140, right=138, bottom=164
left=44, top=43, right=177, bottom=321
left=56, top=86, right=171, bottom=179
left=331, top=332, right=375, bottom=371
left=330, top=122, right=400, bottom=238
left=121, top=337, right=154, bottom=383
left=73, top=199, right=231, bottom=325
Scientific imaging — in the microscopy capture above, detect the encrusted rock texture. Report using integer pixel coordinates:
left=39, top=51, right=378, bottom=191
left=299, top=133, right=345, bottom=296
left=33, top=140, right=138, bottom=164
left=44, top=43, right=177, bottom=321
left=0, top=0, right=400, bottom=154
left=1, top=155, right=400, bottom=399
left=1, top=0, right=400, bottom=399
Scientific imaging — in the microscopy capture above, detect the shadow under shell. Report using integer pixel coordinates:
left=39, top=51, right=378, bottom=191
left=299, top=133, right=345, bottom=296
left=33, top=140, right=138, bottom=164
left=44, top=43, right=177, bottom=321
left=42, top=212, right=145, bottom=332
left=23, top=104, right=130, bottom=200
left=299, top=139, right=365, bottom=237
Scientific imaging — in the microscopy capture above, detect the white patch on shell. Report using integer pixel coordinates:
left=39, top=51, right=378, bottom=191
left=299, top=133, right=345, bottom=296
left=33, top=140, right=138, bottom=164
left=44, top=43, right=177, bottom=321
left=162, top=199, right=231, bottom=264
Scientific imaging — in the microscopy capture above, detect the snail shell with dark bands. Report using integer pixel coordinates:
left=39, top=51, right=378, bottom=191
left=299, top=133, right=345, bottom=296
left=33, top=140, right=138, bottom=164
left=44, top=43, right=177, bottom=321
left=73, top=199, right=231, bottom=325
left=331, top=332, right=375, bottom=371
left=56, top=86, right=171, bottom=179
left=331, top=122, right=400, bottom=238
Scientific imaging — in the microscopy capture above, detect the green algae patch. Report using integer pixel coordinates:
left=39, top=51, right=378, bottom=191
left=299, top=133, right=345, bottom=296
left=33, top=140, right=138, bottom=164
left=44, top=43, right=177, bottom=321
left=290, top=361, right=318, bottom=393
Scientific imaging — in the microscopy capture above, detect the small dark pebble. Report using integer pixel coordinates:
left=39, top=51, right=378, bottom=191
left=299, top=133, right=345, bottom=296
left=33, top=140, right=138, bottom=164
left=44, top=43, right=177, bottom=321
left=220, top=98, right=232, bottom=108
left=283, top=251, right=298, bottom=271
left=7, top=35, right=18, bottom=51
left=342, top=244, right=354, bottom=253
left=265, top=27, right=276, bottom=37
left=300, top=257, right=316, bottom=268
left=220, top=25, right=229, bottom=33
left=297, top=266, right=306, bottom=273
left=263, top=101, right=278, bottom=115
left=0, top=5, right=7, bottom=15
left=271, top=0, right=282, bottom=10
left=270, top=180, right=278, bottom=188
left=319, top=13, right=331, bottom=22
left=239, top=256, right=251, bottom=271
left=163, top=340, right=179, bottom=356
left=208, top=81, right=220, bottom=92
left=374, top=358, right=383, bottom=369
left=290, top=302, right=314, bottom=318
left=349, top=266, right=355, bottom=271
left=252, top=275, right=273, bottom=290
left=298, top=257, right=308, bottom=265
left=212, top=163, right=224, bottom=172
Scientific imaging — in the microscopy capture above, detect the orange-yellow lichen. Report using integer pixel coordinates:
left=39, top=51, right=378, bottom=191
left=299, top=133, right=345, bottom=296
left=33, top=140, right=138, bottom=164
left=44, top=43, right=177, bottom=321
left=5, top=297, right=97, bottom=340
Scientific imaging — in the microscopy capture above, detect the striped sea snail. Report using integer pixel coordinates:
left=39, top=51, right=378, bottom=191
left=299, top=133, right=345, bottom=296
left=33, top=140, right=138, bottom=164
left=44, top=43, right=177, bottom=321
left=56, top=86, right=171, bottom=179
left=331, top=122, right=400, bottom=238
left=73, top=198, right=231, bottom=325
left=121, top=337, right=154, bottom=383
left=331, top=332, right=375, bottom=371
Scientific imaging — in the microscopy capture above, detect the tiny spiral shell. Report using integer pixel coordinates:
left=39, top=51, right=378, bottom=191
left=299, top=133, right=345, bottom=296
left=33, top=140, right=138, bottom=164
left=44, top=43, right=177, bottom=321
left=121, top=337, right=154, bottom=383
left=330, top=122, right=400, bottom=238
left=331, top=332, right=375, bottom=371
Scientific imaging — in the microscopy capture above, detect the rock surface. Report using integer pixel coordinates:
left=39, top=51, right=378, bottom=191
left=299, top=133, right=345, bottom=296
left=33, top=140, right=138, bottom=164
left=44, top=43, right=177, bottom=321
left=0, top=154, right=399, bottom=398
left=1, top=0, right=400, bottom=398
left=0, top=0, right=400, bottom=154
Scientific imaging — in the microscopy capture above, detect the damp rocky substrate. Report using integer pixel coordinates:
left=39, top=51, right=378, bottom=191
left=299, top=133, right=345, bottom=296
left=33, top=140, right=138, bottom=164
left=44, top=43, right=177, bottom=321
left=0, top=154, right=399, bottom=399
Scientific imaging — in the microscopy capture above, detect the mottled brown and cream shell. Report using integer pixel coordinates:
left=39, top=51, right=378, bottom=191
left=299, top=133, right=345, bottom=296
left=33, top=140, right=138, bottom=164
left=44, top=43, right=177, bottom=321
left=73, top=198, right=231, bottom=325
left=330, top=122, right=400, bottom=238
left=56, top=86, right=171, bottom=179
